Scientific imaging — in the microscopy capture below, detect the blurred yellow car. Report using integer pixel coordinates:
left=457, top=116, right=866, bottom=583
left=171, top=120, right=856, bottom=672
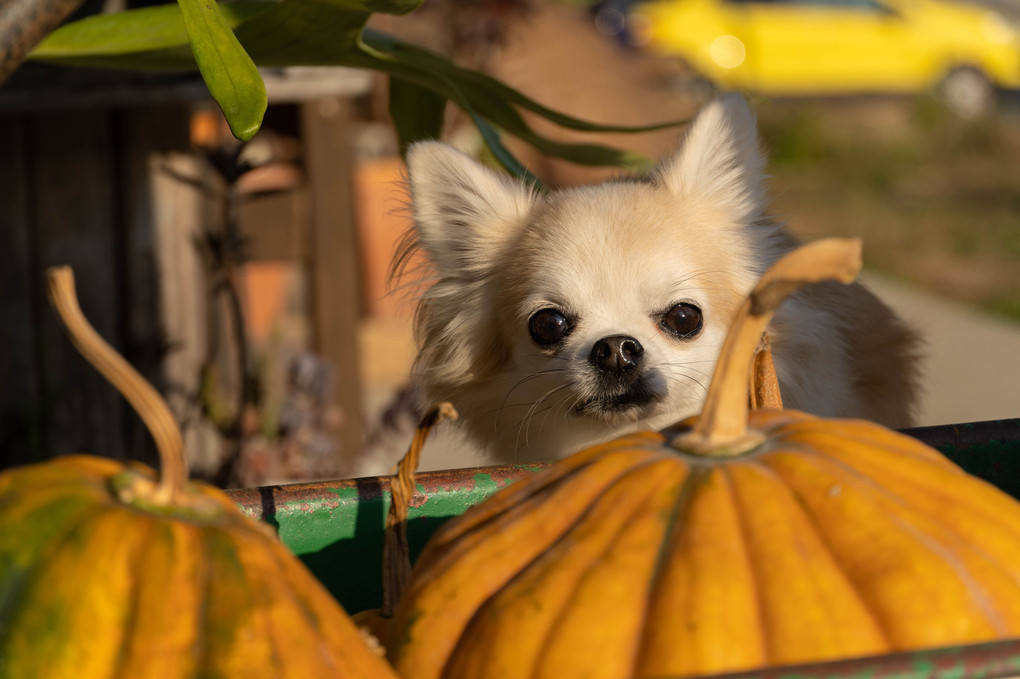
left=628, top=0, right=1020, bottom=115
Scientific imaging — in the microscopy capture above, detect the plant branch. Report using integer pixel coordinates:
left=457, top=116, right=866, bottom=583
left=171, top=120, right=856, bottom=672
left=0, top=0, right=86, bottom=84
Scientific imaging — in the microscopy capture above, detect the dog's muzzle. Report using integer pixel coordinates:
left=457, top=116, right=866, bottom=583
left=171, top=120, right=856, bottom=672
left=575, top=335, right=660, bottom=417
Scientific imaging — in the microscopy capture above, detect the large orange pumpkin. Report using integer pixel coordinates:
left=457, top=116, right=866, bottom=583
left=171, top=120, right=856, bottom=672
left=0, top=268, right=398, bottom=679
left=385, top=239, right=1020, bottom=679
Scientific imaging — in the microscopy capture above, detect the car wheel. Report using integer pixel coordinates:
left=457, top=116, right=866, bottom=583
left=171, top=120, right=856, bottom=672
left=938, top=66, right=995, bottom=119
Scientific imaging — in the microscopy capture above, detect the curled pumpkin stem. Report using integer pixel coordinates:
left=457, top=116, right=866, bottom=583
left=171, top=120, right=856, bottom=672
left=46, top=267, right=188, bottom=504
left=675, top=239, right=862, bottom=456
left=382, top=402, right=458, bottom=617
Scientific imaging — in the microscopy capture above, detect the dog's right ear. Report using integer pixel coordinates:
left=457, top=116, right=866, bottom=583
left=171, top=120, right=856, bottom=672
left=407, top=142, right=536, bottom=279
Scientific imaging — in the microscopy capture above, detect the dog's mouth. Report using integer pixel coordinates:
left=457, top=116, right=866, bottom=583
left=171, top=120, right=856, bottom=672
left=573, top=383, right=661, bottom=419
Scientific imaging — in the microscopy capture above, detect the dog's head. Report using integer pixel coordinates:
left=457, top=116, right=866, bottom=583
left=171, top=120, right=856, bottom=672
left=403, top=94, right=787, bottom=460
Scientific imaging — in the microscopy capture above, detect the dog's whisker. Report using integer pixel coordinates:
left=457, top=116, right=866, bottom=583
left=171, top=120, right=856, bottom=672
left=496, top=368, right=569, bottom=430
left=535, top=390, right=578, bottom=439
left=514, top=384, right=570, bottom=453
left=662, top=372, right=711, bottom=396
left=662, top=366, right=712, bottom=384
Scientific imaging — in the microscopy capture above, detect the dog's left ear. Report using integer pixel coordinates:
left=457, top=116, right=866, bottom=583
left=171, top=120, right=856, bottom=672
left=653, top=93, right=766, bottom=225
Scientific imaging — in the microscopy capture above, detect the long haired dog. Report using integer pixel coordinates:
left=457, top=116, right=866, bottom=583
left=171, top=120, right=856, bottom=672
left=396, top=93, right=920, bottom=469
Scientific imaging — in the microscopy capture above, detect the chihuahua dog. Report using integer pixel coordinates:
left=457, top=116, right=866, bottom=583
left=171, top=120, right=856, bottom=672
left=394, top=93, right=920, bottom=470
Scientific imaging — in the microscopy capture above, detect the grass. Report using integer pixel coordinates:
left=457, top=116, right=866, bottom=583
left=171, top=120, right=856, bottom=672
left=753, top=95, right=1020, bottom=321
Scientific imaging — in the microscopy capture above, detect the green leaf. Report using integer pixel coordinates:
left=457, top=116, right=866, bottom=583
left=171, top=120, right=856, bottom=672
left=30, top=0, right=689, bottom=170
left=388, top=76, right=446, bottom=157
left=357, top=30, right=666, bottom=172
left=31, top=2, right=272, bottom=70
left=469, top=113, right=543, bottom=188
left=177, top=0, right=266, bottom=140
left=362, top=30, right=684, bottom=136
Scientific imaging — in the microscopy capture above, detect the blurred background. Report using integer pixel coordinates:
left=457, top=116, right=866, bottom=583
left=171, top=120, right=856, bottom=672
left=1, top=0, right=1018, bottom=485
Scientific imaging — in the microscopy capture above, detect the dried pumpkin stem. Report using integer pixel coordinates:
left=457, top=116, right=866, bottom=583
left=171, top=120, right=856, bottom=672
left=46, top=267, right=188, bottom=504
left=750, top=334, right=783, bottom=411
left=676, top=239, right=863, bottom=456
left=382, top=402, right=458, bottom=617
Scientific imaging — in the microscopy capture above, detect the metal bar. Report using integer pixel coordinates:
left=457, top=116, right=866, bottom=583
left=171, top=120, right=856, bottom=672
left=687, top=638, right=1020, bottom=679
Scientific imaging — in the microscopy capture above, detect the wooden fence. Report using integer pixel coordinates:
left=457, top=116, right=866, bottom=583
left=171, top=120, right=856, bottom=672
left=0, top=66, right=374, bottom=483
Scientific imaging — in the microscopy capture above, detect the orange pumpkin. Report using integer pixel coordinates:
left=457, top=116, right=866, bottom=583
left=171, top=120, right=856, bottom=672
left=0, top=268, right=398, bottom=679
left=385, top=240, right=1020, bottom=679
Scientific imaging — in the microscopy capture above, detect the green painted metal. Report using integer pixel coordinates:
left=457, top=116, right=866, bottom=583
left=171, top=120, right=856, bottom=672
left=227, top=464, right=540, bottom=613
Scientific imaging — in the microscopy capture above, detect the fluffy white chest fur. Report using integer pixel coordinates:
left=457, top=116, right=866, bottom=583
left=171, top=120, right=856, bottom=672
left=383, top=94, right=919, bottom=472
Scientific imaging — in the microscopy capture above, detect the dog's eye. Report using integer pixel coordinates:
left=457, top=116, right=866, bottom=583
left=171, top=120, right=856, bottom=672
left=660, top=303, right=703, bottom=340
left=529, top=308, right=572, bottom=345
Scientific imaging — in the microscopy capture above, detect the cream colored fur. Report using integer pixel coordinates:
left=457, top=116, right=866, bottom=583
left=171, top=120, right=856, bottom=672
left=400, top=94, right=920, bottom=470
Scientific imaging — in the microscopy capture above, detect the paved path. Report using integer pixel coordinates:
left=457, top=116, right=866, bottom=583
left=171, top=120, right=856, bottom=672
left=862, top=272, right=1020, bottom=427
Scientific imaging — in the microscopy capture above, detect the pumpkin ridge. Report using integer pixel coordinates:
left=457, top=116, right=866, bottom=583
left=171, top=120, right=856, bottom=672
left=115, top=520, right=202, bottom=678
left=392, top=452, right=675, bottom=679
left=442, top=459, right=687, bottom=679
left=235, top=522, right=389, bottom=675
left=637, top=464, right=771, bottom=677
left=406, top=469, right=590, bottom=578
left=0, top=490, right=106, bottom=607
left=260, top=537, right=358, bottom=672
left=777, top=421, right=959, bottom=471
left=528, top=459, right=692, bottom=679
left=247, top=536, right=316, bottom=669
left=0, top=460, right=110, bottom=507
left=867, top=497, right=1011, bottom=638
left=3, top=507, right=150, bottom=675
left=647, top=463, right=711, bottom=595
left=764, top=451, right=1010, bottom=646
left=758, top=446, right=904, bottom=617
left=110, top=514, right=156, bottom=679
left=271, top=531, right=398, bottom=676
left=0, top=501, right=114, bottom=639
left=420, top=433, right=661, bottom=557
left=727, top=459, right=893, bottom=665
left=229, top=530, right=289, bottom=677
left=192, top=526, right=214, bottom=675
left=770, top=442, right=1020, bottom=590
left=0, top=464, right=111, bottom=520
left=203, top=526, right=288, bottom=675
left=790, top=431, right=1020, bottom=547
left=724, top=463, right=775, bottom=665
left=806, top=450, right=1020, bottom=631
left=634, top=463, right=711, bottom=676
left=749, top=455, right=894, bottom=645
left=404, top=447, right=661, bottom=596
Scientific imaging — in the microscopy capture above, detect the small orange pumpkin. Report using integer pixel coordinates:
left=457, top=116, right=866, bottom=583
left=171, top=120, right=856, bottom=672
left=385, top=239, right=1020, bottom=679
left=0, top=268, right=398, bottom=679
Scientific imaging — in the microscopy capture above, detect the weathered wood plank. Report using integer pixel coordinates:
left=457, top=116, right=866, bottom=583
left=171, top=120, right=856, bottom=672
left=299, top=97, right=364, bottom=464
left=115, top=105, right=191, bottom=465
left=29, top=108, right=126, bottom=460
left=152, top=151, right=223, bottom=476
left=0, top=114, right=43, bottom=468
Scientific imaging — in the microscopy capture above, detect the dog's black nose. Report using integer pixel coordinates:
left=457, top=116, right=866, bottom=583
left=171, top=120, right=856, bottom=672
left=589, top=335, right=644, bottom=374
